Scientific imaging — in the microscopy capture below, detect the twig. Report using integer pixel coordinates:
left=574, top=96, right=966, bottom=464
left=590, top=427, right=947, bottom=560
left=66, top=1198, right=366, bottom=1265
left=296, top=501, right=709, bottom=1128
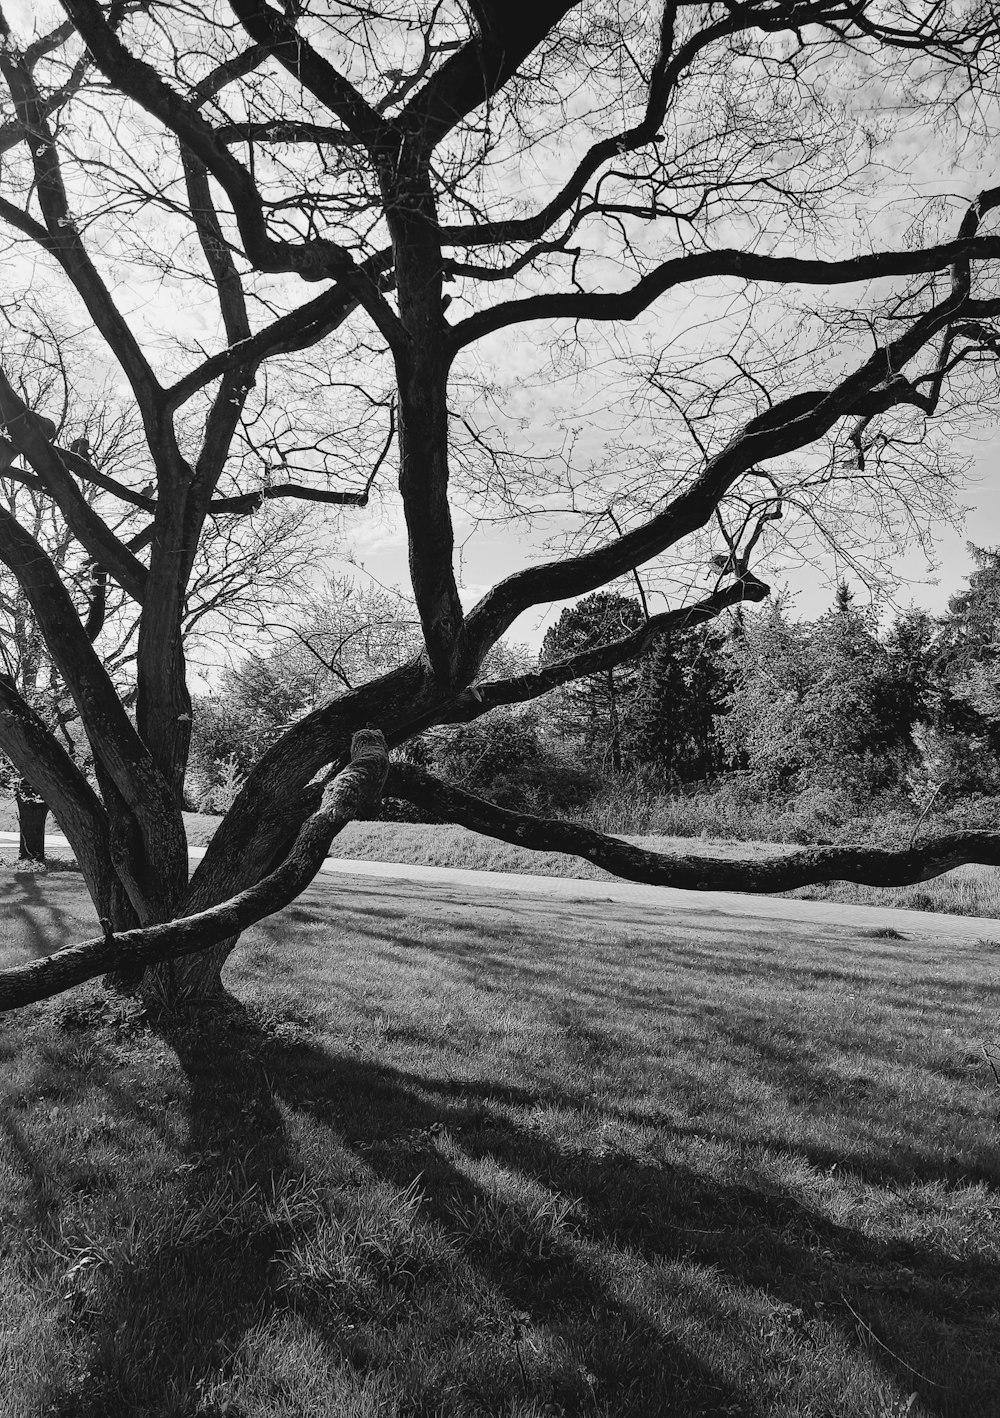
left=910, top=783, right=946, bottom=849
left=840, top=1294, right=943, bottom=1387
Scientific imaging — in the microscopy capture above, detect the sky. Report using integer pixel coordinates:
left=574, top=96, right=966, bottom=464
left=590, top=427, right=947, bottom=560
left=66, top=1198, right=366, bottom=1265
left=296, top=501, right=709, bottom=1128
left=6, top=1, right=1000, bottom=670
left=335, top=427, right=1000, bottom=656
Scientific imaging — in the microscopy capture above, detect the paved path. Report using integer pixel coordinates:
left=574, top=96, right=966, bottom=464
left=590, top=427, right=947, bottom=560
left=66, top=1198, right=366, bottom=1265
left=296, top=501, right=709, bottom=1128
left=2, top=831, right=998, bottom=944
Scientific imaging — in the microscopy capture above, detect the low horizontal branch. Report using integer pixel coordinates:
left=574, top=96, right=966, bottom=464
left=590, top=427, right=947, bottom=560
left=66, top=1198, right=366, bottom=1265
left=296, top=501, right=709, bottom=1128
left=384, top=763, right=1000, bottom=893
left=0, top=730, right=388, bottom=1014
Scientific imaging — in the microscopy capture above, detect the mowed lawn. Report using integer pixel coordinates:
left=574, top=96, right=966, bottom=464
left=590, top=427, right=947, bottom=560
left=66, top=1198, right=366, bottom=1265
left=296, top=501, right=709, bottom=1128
left=1, top=869, right=1000, bottom=1416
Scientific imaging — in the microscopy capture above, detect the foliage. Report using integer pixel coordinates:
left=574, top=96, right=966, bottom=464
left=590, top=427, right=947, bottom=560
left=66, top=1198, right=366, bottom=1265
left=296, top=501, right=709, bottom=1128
left=921, top=546, right=1000, bottom=795
left=540, top=592, right=646, bottom=772
left=722, top=594, right=926, bottom=811
left=427, top=710, right=598, bottom=816
left=626, top=620, right=732, bottom=781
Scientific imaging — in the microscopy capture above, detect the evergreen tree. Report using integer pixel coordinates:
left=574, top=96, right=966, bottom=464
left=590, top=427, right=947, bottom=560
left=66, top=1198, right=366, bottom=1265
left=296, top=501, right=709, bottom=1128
left=935, top=545, right=1000, bottom=748
left=627, top=625, right=730, bottom=782
left=540, top=593, right=645, bottom=772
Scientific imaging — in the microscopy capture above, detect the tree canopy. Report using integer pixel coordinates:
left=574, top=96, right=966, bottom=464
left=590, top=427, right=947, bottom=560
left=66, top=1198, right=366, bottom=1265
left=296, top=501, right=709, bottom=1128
left=1, top=1, right=1000, bottom=1011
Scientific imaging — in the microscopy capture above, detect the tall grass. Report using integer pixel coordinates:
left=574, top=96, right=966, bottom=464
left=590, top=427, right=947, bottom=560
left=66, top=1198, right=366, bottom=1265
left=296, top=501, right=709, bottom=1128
left=586, top=775, right=791, bottom=841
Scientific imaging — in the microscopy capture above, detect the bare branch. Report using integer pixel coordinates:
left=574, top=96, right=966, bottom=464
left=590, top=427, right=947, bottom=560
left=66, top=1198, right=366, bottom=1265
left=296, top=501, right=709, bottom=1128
left=453, top=215, right=1000, bottom=349
left=443, top=573, right=768, bottom=725
left=386, top=763, right=1000, bottom=894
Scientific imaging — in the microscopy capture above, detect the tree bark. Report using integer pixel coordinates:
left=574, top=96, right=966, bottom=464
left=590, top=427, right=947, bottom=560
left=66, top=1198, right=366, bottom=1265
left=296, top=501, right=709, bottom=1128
left=140, top=935, right=236, bottom=1010
left=15, top=785, right=47, bottom=861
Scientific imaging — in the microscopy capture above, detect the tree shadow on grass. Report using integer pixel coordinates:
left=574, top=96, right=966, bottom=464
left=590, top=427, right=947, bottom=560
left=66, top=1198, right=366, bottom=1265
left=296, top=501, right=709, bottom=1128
left=22, top=870, right=1000, bottom=1417
left=29, top=1004, right=768, bottom=1418
left=0, top=870, right=97, bottom=965
left=27, top=1001, right=299, bottom=1418
left=19, top=995, right=998, bottom=1417
left=260, top=1037, right=998, bottom=1418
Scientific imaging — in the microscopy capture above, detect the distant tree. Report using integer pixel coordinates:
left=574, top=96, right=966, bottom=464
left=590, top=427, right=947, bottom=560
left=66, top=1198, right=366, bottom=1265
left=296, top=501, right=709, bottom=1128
left=724, top=594, right=922, bottom=810
left=540, top=593, right=645, bottom=772
left=935, top=546, right=1000, bottom=742
left=627, top=623, right=731, bottom=782
left=721, top=602, right=815, bottom=796
left=833, top=578, right=855, bottom=614
left=881, top=606, right=938, bottom=762
left=908, top=547, right=1000, bottom=798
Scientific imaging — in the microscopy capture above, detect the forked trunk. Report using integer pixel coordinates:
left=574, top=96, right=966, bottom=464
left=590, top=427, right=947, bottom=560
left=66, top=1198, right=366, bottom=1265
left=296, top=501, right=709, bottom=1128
left=16, top=787, right=48, bottom=861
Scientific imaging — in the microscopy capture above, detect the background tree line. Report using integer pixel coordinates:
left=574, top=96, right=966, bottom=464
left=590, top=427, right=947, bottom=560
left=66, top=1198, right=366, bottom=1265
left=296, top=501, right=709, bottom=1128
left=183, top=549, right=1000, bottom=844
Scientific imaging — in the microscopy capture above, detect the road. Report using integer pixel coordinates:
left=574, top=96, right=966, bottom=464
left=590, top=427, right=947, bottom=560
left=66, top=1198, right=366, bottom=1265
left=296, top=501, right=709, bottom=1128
left=1, top=830, right=998, bottom=945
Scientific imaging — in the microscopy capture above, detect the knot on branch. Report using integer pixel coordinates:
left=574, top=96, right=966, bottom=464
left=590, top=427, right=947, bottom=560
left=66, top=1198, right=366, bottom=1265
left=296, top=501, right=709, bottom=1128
left=320, top=728, right=389, bottom=824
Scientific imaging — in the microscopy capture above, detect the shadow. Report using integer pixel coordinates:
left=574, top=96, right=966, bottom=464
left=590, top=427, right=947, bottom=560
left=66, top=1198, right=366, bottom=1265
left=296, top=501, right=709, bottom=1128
left=29, top=1005, right=764, bottom=1418
left=15, top=869, right=1000, bottom=1414
left=258, top=1039, right=997, bottom=1416
left=0, top=870, right=98, bottom=965
left=17, top=994, right=998, bottom=1416
left=23, top=1000, right=298, bottom=1418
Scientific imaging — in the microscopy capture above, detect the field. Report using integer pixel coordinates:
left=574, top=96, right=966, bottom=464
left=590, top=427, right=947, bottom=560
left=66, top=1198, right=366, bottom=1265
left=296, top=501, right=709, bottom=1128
left=1, top=867, right=999, bottom=1416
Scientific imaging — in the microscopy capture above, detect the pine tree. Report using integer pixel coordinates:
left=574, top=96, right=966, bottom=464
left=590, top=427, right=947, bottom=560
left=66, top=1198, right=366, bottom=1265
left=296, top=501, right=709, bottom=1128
left=627, top=625, right=730, bottom=782
left=539, top=594, right=645, bottom=772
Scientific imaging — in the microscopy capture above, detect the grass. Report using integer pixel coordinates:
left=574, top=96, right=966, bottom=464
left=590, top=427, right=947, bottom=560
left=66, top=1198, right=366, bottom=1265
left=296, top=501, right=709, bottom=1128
left=2, top=867, right=1000, bottom=1415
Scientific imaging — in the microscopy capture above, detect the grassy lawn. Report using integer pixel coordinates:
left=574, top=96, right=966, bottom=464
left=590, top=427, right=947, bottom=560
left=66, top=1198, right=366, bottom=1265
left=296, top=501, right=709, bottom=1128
left=1, top=869, right=999, bottom=1415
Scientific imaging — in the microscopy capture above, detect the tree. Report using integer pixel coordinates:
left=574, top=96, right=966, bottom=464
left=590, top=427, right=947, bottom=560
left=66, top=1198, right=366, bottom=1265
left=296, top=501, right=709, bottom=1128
left=540, top=593, right=645, bottom=772
left=935, top=546, right=1000, bottom=742
left=3, top=3, right=1000, bottom=1013
left=627, top=621, right=732, bottom=782
left=911, top=547, right=1000, bottom=798
left=724, top=593, right=928, bottom=815
left=720, top=601, right=817, bottom=797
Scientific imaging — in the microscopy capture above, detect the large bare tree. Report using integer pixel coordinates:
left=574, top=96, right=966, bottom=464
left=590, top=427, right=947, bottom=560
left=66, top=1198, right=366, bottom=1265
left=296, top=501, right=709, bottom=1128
left=2, top=0, right=1000, bottom=1013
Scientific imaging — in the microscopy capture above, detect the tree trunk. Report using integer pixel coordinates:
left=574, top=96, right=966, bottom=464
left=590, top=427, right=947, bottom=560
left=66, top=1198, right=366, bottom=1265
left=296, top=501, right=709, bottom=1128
left=139, top=935, right=237, bottom=1012
left=16, top=786, right=48, bottom=861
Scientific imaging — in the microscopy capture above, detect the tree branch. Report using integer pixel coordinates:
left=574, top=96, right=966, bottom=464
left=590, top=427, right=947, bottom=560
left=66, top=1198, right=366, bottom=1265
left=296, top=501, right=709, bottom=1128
left=443, top=573, right=768, bottom=725
left=452, top=213, right=1000, bottom=350
left=207, top=481, right=371, bottom=515
left=226, top=0, right=384, bottom=144
left=0, top=28, right=164, bottom=422
left=163, top=251, right=393, bottom=410
left=61, top=0, right=402, bottom=341
left=386, top=763, right=1000, bottom=893
left=460, top=279, right=994, bottom=665
left=0, top=729, right=388, bottom=1012
left=0, top=376, right=148, bottom=601
left=399, top=0, right=578, bottom=150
